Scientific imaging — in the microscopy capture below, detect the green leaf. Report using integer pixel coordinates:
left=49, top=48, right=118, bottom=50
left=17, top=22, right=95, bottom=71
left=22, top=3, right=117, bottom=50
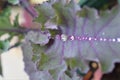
left=66, top=58, right=78, bottom=69
left=0, top=7, right=12, bottom=28
left=0, top=7, right=15, bottom=36
left=38, top=53, right=49, bottom=69
left=65, top=57, right=88, bottom=72
left=38, top=52, right=61, bottom=70
left=0, top=40, right=10, bottom=52
left=31, top=43, right=46, bottom=62
left=13, top=14, right=20, bottom=27
left=0, top=7, right=22, bottom=37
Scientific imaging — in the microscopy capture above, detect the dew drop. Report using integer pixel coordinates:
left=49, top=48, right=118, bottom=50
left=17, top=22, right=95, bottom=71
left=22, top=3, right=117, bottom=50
left=85, top=37, right=88, bottom=40
left=109, top=39, right=112, bottom=42
left=103, top=38, right=107, bottom=41
left=94, top=38, right=97, bottom=41
left=100, top=38, right=103, bottom=41
left=77, top=37, right=81, bottom=40
left=88, top=37, right=92, bottom=41
left=82, top=37, right=85, bottom=40
left=112, top=38, right=116, bottom=42
left=117, top=38, right=120, bottom=42
left=61, top=34, right=68, bottom=42
left=56, top=35, right=60, bottom=39
left=70, top=35, right=75, bottom=41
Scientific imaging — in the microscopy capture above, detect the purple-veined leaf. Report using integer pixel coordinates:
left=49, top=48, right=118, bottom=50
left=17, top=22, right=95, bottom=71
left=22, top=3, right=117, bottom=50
left=46, top=0, right=120, bottom=73
left=22, top=41, right=67, bottom=80
left=22, top=0, right=120, bottom=79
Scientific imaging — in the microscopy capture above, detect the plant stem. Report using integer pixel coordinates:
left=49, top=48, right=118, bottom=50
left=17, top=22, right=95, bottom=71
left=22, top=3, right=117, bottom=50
left=0, top=28, right=40, bottom=34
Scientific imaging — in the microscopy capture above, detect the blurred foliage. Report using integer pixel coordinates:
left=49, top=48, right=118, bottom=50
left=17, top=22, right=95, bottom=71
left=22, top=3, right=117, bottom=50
left=79, top=0, right=118, bottom=10
left=7, top=0, right=19, bottom=5
left=13, top=14, right=20, bottom=27
left=0, top=40, right=10, bottom=52
left=0, top=7, right=12, bottom=28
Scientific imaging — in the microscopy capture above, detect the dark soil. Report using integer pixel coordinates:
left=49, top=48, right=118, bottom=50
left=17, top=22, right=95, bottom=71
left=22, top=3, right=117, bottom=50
left=101, top=63, right=120, bottom=80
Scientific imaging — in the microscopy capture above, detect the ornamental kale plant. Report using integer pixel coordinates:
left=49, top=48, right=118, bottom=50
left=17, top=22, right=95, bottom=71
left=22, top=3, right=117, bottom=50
left=0, top=0, right=120, bottom=80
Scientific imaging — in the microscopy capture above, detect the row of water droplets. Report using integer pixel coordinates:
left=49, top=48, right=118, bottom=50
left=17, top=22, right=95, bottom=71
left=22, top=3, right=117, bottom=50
left=55, top=34, right=120, bottom=42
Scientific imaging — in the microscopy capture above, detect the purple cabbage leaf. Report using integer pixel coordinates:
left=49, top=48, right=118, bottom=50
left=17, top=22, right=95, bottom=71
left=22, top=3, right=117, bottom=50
left=21, top=42, right=54, bottom=80
left=25, top=30, right=50, bottom=45
left=48, top=0, right=120, bottom=73
left=22, top=0, right=120, bottom=80
left=34, top=2, right=55, bottom=25
left=22, top=41, right=69, bottom=80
